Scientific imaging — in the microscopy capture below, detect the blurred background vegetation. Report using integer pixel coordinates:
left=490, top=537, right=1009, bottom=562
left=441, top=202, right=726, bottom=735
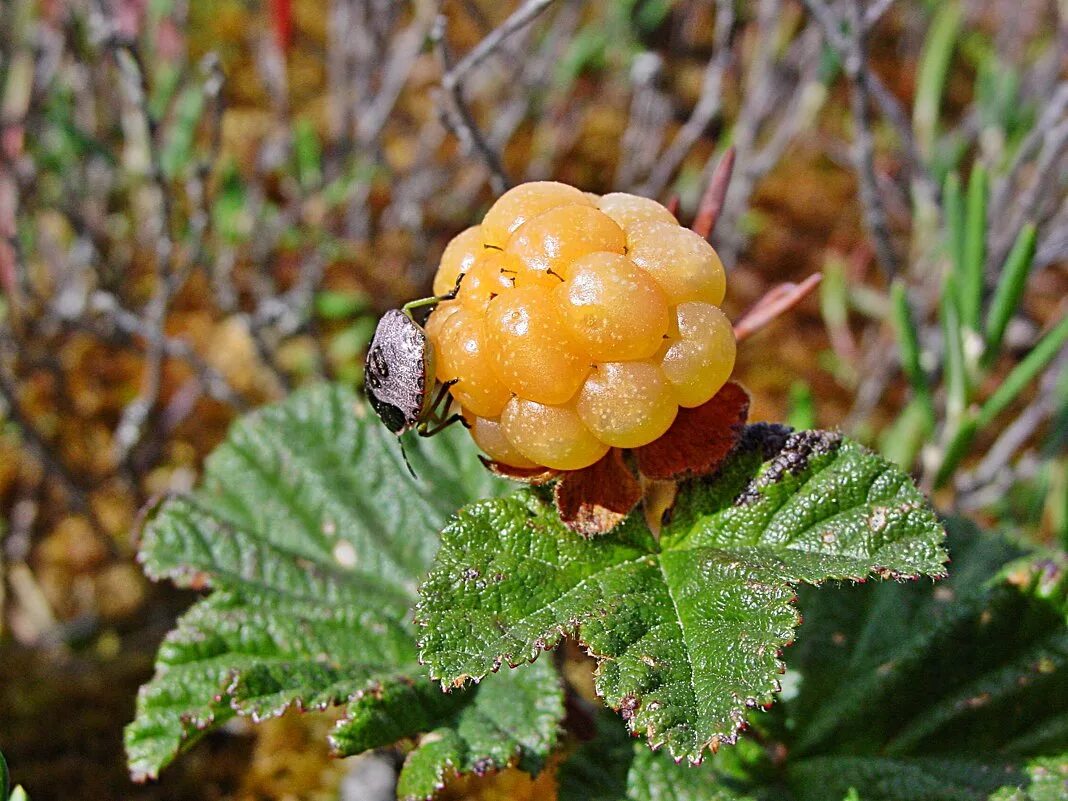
left=0, top=0, right=1065, bottom=799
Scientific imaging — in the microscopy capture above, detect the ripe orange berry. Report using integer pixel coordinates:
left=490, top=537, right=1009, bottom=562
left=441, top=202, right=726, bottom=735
left=415, top=182, right=738, bottom=475
left=553, top=252, right=669, bottom=361
left=457, top=251, right=518, bottom=314
left=462, top=410, right=538, bottom=468
left=435, top=306, right=513, bottom=418
left=628, top=222, right=726, bottom=306
left=433, top=225, right=485, bottom=296
left=481, top=182, right=593, bottom=248
left=658, top=302, right=736, bottom=408
left=501, top=397, right=609, bottom=471
left=425, top=299, right=461, bottom=346
left=597, top=192, right=677, bottom=232
left=576, top=361, right=677, bottom=448
left=484, top=286, right=590, bottom=405
left=506, top=205, right=626, bottom=285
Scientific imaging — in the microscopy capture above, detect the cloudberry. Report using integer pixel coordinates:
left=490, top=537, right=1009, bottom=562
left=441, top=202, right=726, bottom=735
left=480, top=181, right=593, bottom=248
left=628, top=222, right=726, bottom=306
left=658, top=302, right=736, bottom=408
left=434, top=306, right=512, bottom=418
left=423, top=183, right=735, bottom=471
left=554, top=252, right=669, bottom=361
left=484, top=286, right=589, bottom=405
left=433, top=225, right=483, bottom=296
left=501, top=397, right=609, bottom=471
left=506, top=204, right=626, bottom=285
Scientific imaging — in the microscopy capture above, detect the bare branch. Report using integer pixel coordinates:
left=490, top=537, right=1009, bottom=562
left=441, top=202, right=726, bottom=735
left=640, top=0, right=735, bottom=197
left=434, top=14, right=512, bottom=193
left=802, top=0, right=936, bottom=203
left=448, top=0, right=556, bottom=87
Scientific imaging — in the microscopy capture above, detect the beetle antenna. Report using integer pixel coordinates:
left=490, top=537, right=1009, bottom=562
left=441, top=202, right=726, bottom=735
left=398, top=436, right=418, bottom=479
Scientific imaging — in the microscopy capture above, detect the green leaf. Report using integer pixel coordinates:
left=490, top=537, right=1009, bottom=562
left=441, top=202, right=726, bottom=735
left=126, top=384, right=540, bottom=781
left=776, top=521, right=1068, bottom=800
left=987, top=756, right=1068, bottom=801
left=418, top=428, right=948, bottom=763
left=559, top=711, right=759, bottom=801
left=789, top=756, right=1015, bottom=801
left=0, top=751, right=26, bottom=801
left=383, top=658, right=563, bottom=801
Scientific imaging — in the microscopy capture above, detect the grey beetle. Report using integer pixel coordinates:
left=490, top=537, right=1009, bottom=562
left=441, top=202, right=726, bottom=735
left=364, top=280, right=464, bottom=444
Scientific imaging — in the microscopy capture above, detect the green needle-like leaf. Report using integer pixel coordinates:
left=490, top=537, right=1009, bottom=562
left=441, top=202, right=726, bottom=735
left=891, top=281, right=935, bottom=427
left=914, top=2, right=964, bottom=160
left=941, top=282, right=969, bottom=425
left=418, top=428, right=948, bottom=763
left=977, top=314, right=1068, bottom=430
left=961, top=164, right=989, bottom=333
left=983, top=223, right=1037, bottom=365
left=944, top=172, right=965, bottom=273
left=127, top=385, right=566, bottom=784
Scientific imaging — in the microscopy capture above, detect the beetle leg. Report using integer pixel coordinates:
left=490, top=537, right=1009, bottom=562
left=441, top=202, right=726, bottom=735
left=418, top=413, right=467, bottom=437
left=428, top=378, right=458, bottom=414
left=402, top=274, right=465, bottom=318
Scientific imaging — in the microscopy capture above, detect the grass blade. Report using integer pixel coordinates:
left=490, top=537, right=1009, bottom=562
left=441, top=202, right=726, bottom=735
left=983, top=222, right=1037, bottom=366
left=913, top=1, right=964, bottom=160
left=943, top=171, right=964, bottom=274
left=881, top=396, right=934, bottom=469
left=977, top=314, right=1068, bottom=430
left=960, top=164, right=988, bottom=333
left=933, top=415, right=979, bottom=489
left=891, top=281, right=936, bottom=426
left=941, top=279, right=968, bottom=426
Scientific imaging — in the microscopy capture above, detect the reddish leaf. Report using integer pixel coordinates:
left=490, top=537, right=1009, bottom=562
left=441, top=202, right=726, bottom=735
left=554, top=450, right=641, bottom=537
left=270, top=0, right=293, bottom=53
left=635, top=382, right=749, bottom=481
left=692, top=146, right=736, bottom=241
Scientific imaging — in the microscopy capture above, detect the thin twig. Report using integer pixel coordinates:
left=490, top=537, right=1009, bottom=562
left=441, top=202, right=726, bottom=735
left=357, top=0, right=437, bottom=146
left=448, top=0, right=557, bottom=87
left=434, top=14, right=512, bottom=193
left=86, top=292, right=247, bottom=409
left=640, top=0, right=735, bottom=197
left=0, top=350, right=115, bottom=556
left=802, top=0, right=936, bottom=203
left=863, top=0, right=898, bottom=28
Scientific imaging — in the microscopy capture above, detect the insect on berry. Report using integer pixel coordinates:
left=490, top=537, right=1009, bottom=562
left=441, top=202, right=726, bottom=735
left=364, top=279, right=466, bottom=443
